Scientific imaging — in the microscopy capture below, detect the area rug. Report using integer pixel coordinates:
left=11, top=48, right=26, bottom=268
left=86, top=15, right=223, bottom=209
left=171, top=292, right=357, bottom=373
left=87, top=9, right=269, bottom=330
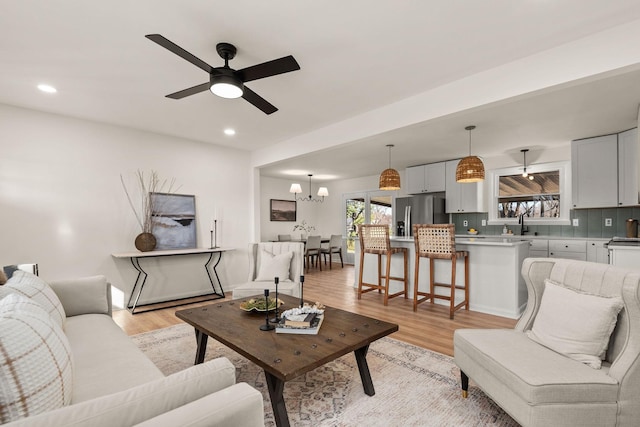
left=132, top=324, right=519, bottom=427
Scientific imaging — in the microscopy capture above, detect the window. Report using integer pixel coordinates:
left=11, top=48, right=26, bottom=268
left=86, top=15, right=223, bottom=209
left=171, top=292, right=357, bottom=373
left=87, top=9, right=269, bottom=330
left=489, top=161, right=570, bottom=225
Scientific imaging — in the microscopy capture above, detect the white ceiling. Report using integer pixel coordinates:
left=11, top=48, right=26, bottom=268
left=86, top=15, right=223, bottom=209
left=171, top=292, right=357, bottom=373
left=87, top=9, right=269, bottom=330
left=3, top=1, right=640, bottom=182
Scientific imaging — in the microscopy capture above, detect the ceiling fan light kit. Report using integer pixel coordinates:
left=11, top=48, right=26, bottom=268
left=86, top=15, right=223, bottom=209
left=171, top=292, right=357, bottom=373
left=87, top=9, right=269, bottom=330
left=145, top=35, right=300, bottom=114
left=379, top=144, right=401, bottom=190
left=456, top=125, right=485, bottom=183
left=210, top=73, right=244, bottom=98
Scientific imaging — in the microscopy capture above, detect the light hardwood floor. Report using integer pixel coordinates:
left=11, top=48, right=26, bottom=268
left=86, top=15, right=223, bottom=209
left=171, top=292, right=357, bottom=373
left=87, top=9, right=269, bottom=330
left=113, top=262, right=517, bottom=356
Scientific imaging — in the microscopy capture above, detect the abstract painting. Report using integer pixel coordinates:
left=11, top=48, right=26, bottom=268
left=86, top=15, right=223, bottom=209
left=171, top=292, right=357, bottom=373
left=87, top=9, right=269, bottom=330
left=150, top=192, right=197, bottom=249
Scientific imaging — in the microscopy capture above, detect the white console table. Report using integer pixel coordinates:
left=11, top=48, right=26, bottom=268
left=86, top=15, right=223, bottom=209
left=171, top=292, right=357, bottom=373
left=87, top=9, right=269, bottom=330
left=111, top=247, right=234, bottom=314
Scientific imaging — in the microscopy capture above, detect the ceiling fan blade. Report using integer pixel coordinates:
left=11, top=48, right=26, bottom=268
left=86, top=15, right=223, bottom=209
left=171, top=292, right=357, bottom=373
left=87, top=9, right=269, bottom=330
left=237, top=55, right=300, bottom=83
left=146, top=34, right=214, bottom=74
left=166, top=82, right=210, bottom=99
left=242, top=86, right=278, bottom=114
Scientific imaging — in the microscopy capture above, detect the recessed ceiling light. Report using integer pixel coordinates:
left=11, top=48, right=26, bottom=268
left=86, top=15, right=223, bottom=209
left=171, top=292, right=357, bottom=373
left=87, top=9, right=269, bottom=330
left=37, top=84, right=57, bottom=93
left=224, top=128, right=236, bottom=136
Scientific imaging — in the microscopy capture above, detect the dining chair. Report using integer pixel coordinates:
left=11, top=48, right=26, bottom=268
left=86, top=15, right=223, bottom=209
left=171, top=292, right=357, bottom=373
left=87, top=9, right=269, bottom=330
left=305, top=235, right=322, bottom=272
left=277, top=234, right=292, bottom=241
left=321, top=234, right=344, bottom=269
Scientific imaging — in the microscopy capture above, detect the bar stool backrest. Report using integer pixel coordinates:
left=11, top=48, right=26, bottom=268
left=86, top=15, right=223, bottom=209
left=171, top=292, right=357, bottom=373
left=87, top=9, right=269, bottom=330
left=414, top=224, right=456, bottom=259
left=358, top=224, right=391, bottom=254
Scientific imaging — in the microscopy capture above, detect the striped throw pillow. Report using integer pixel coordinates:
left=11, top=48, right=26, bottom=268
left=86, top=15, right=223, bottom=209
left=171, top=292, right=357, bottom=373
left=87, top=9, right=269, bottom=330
left=2, top=271, right=66, bottom=328
left=0, top=294, right=73, bottom=422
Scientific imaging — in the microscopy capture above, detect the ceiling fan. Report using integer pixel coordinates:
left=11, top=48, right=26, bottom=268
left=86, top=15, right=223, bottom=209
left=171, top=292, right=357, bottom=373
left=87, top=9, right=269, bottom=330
left=145, top=34, right=300, bottom=114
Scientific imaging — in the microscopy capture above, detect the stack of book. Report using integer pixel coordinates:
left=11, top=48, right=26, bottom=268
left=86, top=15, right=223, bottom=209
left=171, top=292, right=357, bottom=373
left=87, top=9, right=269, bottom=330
left=275, top=311, right=324, bottom=335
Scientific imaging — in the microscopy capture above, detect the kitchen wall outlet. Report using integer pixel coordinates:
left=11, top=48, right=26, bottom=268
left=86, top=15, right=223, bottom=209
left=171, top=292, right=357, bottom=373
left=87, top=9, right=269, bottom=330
left=463, top=220, right=468, bottom=227
left=481, top=219, right=487, bottom=226
left=605, top=218, right=613, bottom=227
left=572, top=218, right=579, bottom=227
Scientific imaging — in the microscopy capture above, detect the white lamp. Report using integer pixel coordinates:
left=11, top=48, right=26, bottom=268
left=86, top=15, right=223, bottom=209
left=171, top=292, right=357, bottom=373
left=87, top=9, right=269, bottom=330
left=289, top=183, right=302, bottom=194
left=317, top=187, right=329, bottom=197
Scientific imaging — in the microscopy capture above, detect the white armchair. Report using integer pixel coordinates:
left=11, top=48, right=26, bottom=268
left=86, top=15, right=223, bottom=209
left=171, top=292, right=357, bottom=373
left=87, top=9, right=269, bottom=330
left=231, top=242, right=305, bottom=300
left=454, top=258, right=640, bottom=427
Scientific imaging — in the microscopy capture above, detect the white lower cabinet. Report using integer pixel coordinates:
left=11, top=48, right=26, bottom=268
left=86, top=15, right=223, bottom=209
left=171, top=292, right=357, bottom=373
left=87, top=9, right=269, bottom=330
left=524, top=238, right=606, bottom=263
left=528, top=239, right=548, bottom=258
left=587, top=240, right=610, bottom=264
left=548, top=240, right=587, bottom=261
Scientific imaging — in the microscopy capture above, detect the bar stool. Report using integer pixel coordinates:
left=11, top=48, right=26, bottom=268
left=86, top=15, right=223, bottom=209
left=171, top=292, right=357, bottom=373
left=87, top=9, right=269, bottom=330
left=357, top=224, right=408, bottom=305
left=413, top=224, right=469, bottom=319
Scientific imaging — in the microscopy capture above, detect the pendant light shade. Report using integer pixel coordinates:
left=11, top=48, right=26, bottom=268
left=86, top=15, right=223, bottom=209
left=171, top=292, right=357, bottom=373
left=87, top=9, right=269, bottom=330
left=379, top=144, right=401, bottom=190
left=456, top=125, right=485, bottom=183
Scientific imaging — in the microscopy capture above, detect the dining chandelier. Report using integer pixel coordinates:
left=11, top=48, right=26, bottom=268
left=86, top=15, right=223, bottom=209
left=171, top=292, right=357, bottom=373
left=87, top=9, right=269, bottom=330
left=456, top=125, right=485, bottom=183
left=290, top=174, right=329, bottom=203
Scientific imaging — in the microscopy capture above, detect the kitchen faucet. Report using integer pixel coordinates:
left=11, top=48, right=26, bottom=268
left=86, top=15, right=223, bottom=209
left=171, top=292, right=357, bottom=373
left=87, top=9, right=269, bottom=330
left=519, top=214, right=528, bottom=235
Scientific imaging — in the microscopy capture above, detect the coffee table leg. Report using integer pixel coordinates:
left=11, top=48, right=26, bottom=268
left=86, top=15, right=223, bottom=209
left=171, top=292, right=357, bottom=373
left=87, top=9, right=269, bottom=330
left=194, top=329, right=208, bottom=365
left=354, top=344, right=375, bottom=396
left=264, top=371, right=289, bottom=427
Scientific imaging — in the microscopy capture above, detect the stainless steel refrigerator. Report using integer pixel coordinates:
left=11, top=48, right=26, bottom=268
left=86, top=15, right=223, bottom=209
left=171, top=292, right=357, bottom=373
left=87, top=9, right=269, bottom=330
left=395, top=193, right=448, bottom=237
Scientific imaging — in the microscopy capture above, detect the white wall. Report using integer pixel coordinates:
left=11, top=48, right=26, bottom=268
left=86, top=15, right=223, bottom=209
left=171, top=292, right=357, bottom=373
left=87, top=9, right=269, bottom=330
left=0, top=104, right=252, bottom=308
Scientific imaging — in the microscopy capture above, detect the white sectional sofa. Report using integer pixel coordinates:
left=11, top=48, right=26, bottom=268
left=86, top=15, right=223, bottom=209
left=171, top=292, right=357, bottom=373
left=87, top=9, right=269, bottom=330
left=0, top=271, right=264, bottom=426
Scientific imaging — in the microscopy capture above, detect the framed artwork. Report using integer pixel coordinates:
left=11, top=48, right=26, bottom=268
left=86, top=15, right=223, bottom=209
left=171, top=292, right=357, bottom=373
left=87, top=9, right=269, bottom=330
left=150, top=192, right=197, bottom=249
left=270, top=199, right=296, bottom=222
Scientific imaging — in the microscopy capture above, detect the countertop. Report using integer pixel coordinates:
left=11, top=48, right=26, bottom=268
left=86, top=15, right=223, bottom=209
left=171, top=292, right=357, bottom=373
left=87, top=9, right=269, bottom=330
left=391, top=236, right=529, bottom=247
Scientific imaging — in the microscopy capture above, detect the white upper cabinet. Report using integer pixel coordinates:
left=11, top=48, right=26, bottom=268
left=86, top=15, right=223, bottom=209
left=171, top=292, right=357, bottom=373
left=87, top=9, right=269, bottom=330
left=445, top=159, right=484, bottom=213
left=571, top=128, right=639, bottom=209
left=405, top=162, right=446, bottom=194
left=618, top=128, right=639, bottom=207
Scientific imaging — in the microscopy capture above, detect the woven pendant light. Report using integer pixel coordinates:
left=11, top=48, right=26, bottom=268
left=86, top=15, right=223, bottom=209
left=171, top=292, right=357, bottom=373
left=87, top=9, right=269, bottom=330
left=379, top=144, right=401, bottom=190
left=456, top=125, right=485, bottom=183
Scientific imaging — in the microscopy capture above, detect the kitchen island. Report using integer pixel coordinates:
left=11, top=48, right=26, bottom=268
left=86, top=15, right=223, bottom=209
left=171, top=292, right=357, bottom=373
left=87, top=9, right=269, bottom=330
left=353, top=236, right=530, bottom=318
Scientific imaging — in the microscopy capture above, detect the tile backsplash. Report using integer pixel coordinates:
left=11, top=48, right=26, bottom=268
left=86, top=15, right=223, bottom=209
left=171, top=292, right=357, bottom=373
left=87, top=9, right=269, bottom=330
left=452, top=207, right=640, bottom=238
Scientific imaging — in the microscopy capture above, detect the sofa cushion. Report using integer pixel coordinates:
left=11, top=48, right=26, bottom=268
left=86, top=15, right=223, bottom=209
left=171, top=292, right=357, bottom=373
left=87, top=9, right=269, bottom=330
left=255, top=249, right=293, bottom=282
left=527, top=280, right=624, bottom=369
left=64, top=314, right=163, bottom=403
left=2, top=271, right=66, bottom=328
left=0, top=294, right=73, bottom=423
left=454, top=329, right=619, bottom=405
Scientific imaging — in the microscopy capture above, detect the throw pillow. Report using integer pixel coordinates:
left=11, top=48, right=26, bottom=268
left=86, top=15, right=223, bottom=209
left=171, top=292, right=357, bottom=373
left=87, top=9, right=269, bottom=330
left=527, top=279, right=624, bottom=369
left=1, top=270, right=66, bottom=328
left=255, top=250, right=293, bottom=282
left=0, top=294, right=74, bottom=423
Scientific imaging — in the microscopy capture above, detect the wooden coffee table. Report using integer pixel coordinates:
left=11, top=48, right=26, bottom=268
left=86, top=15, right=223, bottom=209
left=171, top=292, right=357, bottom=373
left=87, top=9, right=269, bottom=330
left=176, top=294, right=399, bottom=427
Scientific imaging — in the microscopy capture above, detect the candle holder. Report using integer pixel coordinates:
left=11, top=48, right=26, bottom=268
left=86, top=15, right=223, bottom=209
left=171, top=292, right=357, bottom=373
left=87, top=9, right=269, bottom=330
left=270, top=277, right=281, bottom=324
left=259, top=289, right=275, bottom=331
left=299, top=275, right=305, bottom=307
left=209, top=220, right=219, bottom=249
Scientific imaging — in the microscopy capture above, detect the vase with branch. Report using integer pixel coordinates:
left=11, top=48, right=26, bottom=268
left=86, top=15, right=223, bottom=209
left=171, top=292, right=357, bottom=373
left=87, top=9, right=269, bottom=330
left=120, top=170, right=180, bottom=251
left=293, top=220, right=315, bottom=239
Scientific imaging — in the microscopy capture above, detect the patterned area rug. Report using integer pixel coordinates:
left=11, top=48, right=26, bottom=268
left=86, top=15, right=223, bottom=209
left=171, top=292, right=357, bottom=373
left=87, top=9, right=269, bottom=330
left=132, top=324, right=519, bottom=426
